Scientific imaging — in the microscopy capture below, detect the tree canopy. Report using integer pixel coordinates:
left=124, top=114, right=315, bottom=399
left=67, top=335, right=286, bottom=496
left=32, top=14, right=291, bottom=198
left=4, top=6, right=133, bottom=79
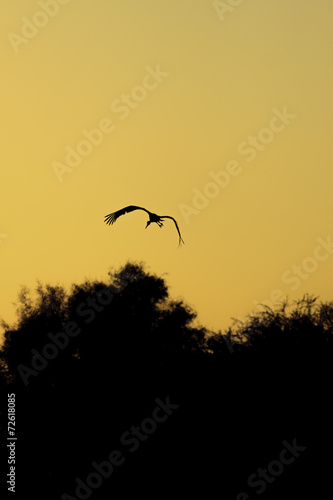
left=0, top=262, right=332, bottom=498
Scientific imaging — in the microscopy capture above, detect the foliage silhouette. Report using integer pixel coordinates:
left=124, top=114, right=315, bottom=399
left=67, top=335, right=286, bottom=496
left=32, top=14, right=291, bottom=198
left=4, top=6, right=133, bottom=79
left=0, top=263, right=332, bottom=498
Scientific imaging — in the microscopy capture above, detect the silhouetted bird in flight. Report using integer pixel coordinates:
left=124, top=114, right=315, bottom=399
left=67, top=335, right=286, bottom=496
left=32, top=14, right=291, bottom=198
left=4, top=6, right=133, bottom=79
left=104, top=205, right=184, bottom=247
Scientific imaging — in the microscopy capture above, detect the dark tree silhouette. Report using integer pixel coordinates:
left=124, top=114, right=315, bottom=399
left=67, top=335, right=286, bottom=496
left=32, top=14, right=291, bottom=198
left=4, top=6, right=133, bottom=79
left=0, top=265, right=332, bottom=499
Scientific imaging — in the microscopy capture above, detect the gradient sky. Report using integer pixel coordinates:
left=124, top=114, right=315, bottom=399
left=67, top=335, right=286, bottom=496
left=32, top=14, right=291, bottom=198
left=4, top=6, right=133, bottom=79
left=1, top=0, right=333, bottom=339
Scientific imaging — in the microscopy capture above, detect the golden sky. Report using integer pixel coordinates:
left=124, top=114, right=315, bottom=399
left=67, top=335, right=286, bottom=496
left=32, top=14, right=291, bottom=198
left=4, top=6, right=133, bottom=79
left=1, top=0, right=333, bottom=337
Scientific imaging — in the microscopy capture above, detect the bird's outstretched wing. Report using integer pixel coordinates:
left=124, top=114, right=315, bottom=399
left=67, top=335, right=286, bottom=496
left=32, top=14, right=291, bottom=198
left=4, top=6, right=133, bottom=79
left=162, top=216, right=185, bottom=247
left=104, top=205, right=148, bottom=225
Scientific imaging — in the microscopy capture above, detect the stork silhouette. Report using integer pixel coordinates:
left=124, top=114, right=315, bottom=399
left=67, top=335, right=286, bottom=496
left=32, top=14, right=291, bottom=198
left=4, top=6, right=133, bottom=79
left=104, top=205, right=184, bottom=247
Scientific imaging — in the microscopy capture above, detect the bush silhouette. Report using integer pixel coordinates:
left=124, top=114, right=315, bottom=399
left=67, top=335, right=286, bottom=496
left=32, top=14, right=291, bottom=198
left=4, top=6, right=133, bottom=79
left=0, top=263, right=332, bottom=498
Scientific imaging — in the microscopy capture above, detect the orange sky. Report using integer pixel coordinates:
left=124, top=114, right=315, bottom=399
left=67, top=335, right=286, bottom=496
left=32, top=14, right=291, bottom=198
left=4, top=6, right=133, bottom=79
left=1, top=0, right=333, bottom=340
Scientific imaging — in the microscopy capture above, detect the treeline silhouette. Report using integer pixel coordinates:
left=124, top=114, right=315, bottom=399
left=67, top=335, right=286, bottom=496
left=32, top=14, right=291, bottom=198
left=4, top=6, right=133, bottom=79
left=0, top=262, right=332, bottom=498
